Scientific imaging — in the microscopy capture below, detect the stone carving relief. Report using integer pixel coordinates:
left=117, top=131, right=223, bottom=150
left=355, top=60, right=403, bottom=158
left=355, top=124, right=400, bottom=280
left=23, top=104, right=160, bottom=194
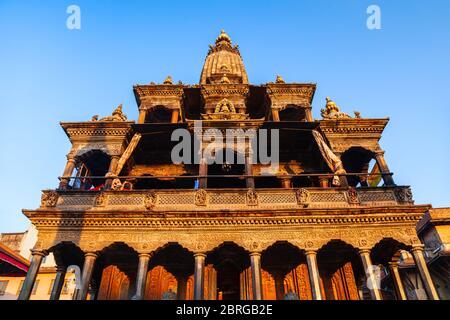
left=246, top=189, right=258, bottom=206
left=347, top=187, right=360, bottom=205
left=95, top=193, right=106, bottom=207
left=395, top=187, right=413, bottom=203
left=296, top=189, right=310, bottom=207
left=144, top=193, right=157, bottom=211
left=195, top=189, right=208, bottom=206
left=41, top=191, right=59, bottom=207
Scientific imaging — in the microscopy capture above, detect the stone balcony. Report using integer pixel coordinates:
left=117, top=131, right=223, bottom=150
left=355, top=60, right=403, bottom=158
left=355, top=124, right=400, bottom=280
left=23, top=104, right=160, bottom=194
left=39, top=186, right=415, bottom=213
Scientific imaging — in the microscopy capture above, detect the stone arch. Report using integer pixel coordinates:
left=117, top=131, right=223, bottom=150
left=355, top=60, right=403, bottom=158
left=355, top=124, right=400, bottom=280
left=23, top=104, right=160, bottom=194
left=261, top=241, right=310, bottom=300
left=341, top=147, right=375, bottom=187
left=206, top=242, right=251, bottom=301
left=370, top=238, right=411, bottom=266
left=72, top=149, right=112, bottom=189
left=93, top=242, right=139, bottom=300
left=48, top=241, right=85, bottom=283
left=317, top=240, right=363, bottom=300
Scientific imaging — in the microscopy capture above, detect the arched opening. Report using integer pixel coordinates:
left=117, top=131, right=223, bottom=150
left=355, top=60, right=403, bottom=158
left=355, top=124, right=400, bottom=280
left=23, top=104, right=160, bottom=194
left=93, top=243, right=139, bottom=300
left=341, top=147, right=375, bottom=187
left=146, top=243, right=194, bottom=300
left=72, top=150, right=111, bottom=190
left=206, top=242, right=250, bottom=300
left=262, top=242, right=311, bottom=300
left=317, top=240, right=363, bottom=300
left=146, top=106, right=173, bottom=123
left=206, top=149, right=246, bottom=189
left=279, top=106, right=306, bottom=122
left=371, top=238, right=411, bottom=300
left=51, top=242, right=85, bottom=300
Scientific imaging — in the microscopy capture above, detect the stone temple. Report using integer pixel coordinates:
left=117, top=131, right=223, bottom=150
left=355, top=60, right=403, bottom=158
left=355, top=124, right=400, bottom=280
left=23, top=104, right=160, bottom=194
left=17, top=30, right=449, bottom=300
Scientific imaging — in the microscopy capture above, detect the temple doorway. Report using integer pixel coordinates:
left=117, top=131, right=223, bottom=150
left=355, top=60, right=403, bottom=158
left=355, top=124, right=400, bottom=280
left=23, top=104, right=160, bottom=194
left=216, top=261, right=241, bottom=300
left=206, top=242, right=250, bottom=300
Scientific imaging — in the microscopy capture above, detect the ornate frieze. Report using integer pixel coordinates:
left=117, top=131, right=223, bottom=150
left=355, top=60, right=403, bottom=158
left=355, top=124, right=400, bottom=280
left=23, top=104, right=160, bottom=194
left=41, top=187, right=413, bottom=211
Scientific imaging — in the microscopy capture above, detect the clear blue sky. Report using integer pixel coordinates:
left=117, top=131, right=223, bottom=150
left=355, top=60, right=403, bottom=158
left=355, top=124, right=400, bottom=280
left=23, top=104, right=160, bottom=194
left=0, top=0, right=449, bottom=233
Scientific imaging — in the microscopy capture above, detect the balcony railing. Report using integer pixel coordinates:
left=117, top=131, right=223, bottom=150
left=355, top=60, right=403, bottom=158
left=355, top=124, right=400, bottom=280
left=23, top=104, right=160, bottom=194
left=39, top=173, right=413, bottom=212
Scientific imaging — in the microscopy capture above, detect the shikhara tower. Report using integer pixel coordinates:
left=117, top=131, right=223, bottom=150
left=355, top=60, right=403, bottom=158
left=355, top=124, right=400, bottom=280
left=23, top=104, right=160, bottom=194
left=19, top=31, right=445, bottom=301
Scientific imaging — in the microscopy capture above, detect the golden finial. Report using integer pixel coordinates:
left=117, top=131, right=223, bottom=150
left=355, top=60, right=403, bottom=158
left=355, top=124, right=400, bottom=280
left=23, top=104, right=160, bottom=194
left=216, top=29, right=232, bottom=44
left=220, top=74, right=231, bottom=84
left=275, top=75, right=286, bottom=84
left=163, top=76, right=173, bottom=85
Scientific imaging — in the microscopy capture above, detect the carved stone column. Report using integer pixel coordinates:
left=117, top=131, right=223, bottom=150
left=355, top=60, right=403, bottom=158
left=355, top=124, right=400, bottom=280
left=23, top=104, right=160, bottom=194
left=271, top=109, right=280, bottom=122
left=134, top=253, right=151, bottom=300
left=138, top=108, right=147, bottom=124
left=359, top=249, right=382, bottom=300
left=171, top=109, right=180, bottom=123
left=319, top=176, right=330, bottom=188
left=374, top=150, right=395, bottom=186
left=305, top=250, right=323, bottom=300
left=334, top=152, right=348, bottom=187
left=250, top=252, right=263, bottom=300
left=411, top=245, right=440, bottom=300
left=18, top=250, right=47, bottom=300
left=388, top=261, right=407, bottom=300
left=245, top=154, right=255, bottom=189
left=199, top=157, right=208, bottom=189
left=59, top=157, right=77, bottom=189
left=50, top=265, right=67, bottom=300
left=105, top=155, right=120, bottom=188
left=76, top=252, right=97, bottom=300
left=193, top=253, right=206, bottom=300
left=305, top=108, right=314, bottom=122
left=280, top=177, right=292, bottom=189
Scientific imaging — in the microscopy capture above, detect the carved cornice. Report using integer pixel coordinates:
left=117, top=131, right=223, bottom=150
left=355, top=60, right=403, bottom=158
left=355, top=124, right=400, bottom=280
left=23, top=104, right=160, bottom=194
left=319, top=119, right=389, bottom=135
left=28, top=212, right=425, bottom=229
left=61, top=122, right=134, bottom=140
left=201, top=84, right=249, bottom=97
left=266, top=84, right=316, bottom=100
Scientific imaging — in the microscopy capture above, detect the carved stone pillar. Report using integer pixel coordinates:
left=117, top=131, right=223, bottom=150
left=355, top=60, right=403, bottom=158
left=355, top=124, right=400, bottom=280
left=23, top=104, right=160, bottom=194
left=171, top=109, right=180, bottom=123
left=359, top=249, right=382, bottom=300
left=334, top=152, right=348, bottom=187
left=250, top=252, right=263, bottom=300
left=105, top=155, right=120, bottom=189
left=138, top=108, right=147, bottom=124
left=76, top=252, right=97, bottom=300
left=59, top=157, right=77, bottom=189
left=305, top=250, right=323, bottom=300
left=319, top=176, right=330, bottom=188
left=50, top=265, right=67, bottom=300
left=305, top=108, right=314, bottom=122
left=374, top=150, right=395, bottom=186
left=271, top=109, right=280, bottom=122
left=199, top=157, right=208, bottom=189
left=134, top=253, right=150, bottom=300
left=411, top=245, right=440, bottom=300
left=193, top=253, right=206, bottom=300
left=280, top=177, right=292, bottom=189
left=245, top=154, right=255, bottom=189
left=18, top=250, right=46, bottom=300
left=388, top=261, right=407, bottom=300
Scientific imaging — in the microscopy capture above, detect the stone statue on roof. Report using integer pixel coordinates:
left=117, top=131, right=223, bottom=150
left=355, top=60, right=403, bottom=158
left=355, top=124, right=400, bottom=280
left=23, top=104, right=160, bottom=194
left=98, top=104, right=128, bottom=122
